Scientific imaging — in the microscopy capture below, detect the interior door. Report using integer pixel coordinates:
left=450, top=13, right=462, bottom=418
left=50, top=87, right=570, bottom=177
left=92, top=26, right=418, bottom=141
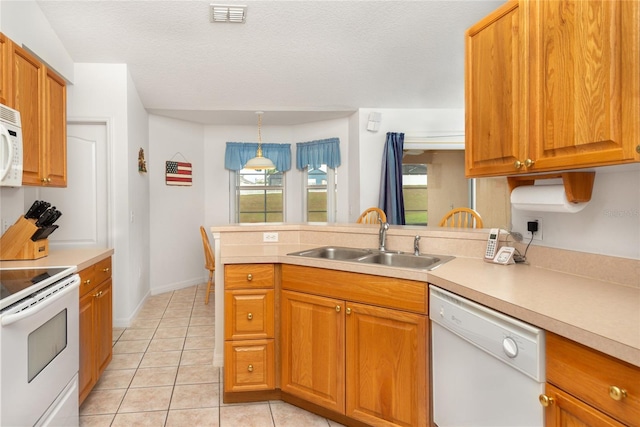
left=36, top=121, right=108, bottom=248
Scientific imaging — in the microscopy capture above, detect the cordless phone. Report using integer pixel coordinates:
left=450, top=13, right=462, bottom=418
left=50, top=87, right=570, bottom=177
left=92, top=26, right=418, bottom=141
left=484, top=228, right=500, bottom=262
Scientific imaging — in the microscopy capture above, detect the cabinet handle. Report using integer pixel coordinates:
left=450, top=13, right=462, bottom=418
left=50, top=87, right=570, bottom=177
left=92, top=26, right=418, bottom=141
left=335, top=305, right=341, bottom=312
left=524, top=158, right=535, bottom=168
left=609, top=386, right=627, bottom=401
left=514, top=160, right=523, bottom=169
left=102, top=267, right=110, bottom=273
left=247, top=364, right=253, bottom=372
left=346, top=308, right=352, bottom=315
left=247, top=312, right=253, bottom=320
left=539, top=394, right=554, bottom=407
left=83, top=279, right=91, bottom=286
left=247, top=274, right=253, bottom=281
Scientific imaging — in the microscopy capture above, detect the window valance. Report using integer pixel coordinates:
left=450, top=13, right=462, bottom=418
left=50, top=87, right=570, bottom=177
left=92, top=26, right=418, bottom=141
left=224, top=142, right=292, bottom=171
left=296, top=137, right=341, bottom=170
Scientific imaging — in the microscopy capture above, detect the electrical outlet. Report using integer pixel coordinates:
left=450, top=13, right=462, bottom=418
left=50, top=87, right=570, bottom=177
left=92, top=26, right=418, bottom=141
left=523, top=216, right=543, bottom=241
left=263, top=232, right=278, bottom=242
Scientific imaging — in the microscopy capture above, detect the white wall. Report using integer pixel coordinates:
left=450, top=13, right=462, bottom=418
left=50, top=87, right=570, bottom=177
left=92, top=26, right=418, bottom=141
left=126, top=70, right=151, bottom=313
left=148, top=115, right=205, bottom=294
left=511, top=165, right=640, bottom=259
left=0, top=0, right=74, bottom=81
left=354, top=108, right=465, bottom=221
left=67, top=63, right=149, bottom=326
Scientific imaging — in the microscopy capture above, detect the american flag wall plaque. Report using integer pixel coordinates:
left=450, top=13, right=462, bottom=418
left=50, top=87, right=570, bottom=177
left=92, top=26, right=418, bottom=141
left=165, top=161, right=192, bottom=186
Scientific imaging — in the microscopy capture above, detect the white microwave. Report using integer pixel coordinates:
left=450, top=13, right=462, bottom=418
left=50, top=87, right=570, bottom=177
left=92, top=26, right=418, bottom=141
left=0, top=103, right=23, bottom=187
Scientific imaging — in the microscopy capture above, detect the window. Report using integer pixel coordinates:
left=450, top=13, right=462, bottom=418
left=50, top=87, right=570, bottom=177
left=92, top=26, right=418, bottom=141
left=304, top=165, right=337, bottom=222
left=403, top=163, right=428, bottom=225
left=235, top=168, right=285, bottom=222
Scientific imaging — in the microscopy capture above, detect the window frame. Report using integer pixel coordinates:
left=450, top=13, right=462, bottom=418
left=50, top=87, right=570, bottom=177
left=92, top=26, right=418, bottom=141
left=302, top=164, right=337, bottom=222
left=231, top=168, right=286, bottom=223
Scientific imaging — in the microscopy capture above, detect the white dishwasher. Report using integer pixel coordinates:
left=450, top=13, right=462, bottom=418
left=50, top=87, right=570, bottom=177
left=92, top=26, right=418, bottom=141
left=429, top=285, right=545, bottom=427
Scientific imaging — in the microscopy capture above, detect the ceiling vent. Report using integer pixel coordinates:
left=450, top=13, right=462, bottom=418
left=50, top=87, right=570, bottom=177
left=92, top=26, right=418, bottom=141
left=210, top=4, right=247, bottom=23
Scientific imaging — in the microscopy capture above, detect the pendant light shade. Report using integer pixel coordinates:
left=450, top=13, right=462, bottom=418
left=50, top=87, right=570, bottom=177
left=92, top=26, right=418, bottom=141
left=244, top=112, right=276, bottom=170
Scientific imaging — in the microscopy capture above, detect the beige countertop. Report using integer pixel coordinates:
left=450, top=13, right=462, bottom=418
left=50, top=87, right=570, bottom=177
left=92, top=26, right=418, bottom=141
left=0, top=247, right=114, bottom=272
left=215, top=238, right=640, bottom=367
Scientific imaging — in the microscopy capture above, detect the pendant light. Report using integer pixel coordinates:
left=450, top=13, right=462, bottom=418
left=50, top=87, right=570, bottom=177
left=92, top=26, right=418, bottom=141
left=244, top=111, right=276, bottom=170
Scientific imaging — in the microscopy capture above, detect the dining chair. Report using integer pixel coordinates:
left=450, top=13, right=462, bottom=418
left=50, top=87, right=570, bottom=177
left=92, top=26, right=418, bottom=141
left=356, top=207, right=387, bottom=224
left=200, top=226, right=215, bottom=304
left=438, top=207, right=484, bottom=228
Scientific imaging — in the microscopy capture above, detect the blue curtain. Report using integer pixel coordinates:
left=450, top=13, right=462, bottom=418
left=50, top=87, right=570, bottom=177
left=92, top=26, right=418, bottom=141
left=224, top=142, right=292, bottom=171
left=378, top=132, right=405, bottom=225
left=296, top=138, right=341, bottom=169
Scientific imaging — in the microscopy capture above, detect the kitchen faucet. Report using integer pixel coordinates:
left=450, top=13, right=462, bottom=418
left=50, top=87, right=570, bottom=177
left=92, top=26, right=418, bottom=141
left=378, top=218, right=389, bottom=251
left=414, top=235, right=421, bottom=256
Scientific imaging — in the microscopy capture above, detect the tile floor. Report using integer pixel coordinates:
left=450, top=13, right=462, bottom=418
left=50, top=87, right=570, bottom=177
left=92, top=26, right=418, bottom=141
left=79, top=284, right=343, bottom=427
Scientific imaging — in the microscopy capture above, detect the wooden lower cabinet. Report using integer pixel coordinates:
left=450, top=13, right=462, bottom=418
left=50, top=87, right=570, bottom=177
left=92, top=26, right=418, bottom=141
left=281, top=289, right=428, bottom=427
left=224, top=339, right=275, bottom=393
left=346, top=302, right=427, bottom=427
left=543, top=332, right=640, bottom=427
left=281, top=291, right=345, bottom=413
left=78, top=257, right=113, bottom=405
left=542, top=383, right=626, bottom=427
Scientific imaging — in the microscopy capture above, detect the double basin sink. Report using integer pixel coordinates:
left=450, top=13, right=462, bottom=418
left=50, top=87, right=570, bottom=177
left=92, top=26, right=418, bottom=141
left=288, top=246, right=454, bottom=271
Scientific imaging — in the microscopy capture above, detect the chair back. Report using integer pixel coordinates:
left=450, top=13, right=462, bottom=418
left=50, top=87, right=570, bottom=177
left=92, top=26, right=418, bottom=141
left=356, top=207, right=387, bottom=224
left=439, top=207, right=484, bottom=228
left=200, top=226, right=215, bottom=271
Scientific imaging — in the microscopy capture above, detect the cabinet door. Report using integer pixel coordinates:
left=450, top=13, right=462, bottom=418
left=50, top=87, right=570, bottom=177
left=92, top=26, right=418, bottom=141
left=465, top=1, right=523, bottom=177
left=280, top=290, right=345, bottom=413
left=43, top=68, right=66, bottom=187
left=543, top=384, right=626, bottom=427
left=78, top=291, right=96, bottom=405
left=0, top=33, right=11, bottom=106
left=528, top=0, right=640, bottom=170
left=346, top=302, right=427, bottom=427
left=95, top=278, right=113, bottom=376
left=11, top=44, right=44, bottom=185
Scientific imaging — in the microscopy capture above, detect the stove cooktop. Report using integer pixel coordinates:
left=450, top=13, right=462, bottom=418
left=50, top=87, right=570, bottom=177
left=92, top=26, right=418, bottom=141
left=0, top=266, right=76, bottom=311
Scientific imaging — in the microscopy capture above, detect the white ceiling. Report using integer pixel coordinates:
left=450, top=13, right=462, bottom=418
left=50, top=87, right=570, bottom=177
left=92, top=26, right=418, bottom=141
left=36, top=0, right=506, bottom=125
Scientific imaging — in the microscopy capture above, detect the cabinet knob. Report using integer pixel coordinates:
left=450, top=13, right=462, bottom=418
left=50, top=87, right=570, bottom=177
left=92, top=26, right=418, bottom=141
left=636, top=145, right=640, bottom=154
left=247, top=364, right=253, bottom=372
left=609, top=386, right=627, bottom=401
left=514, top=160, right=523, bottom=169
left=524, top=158, right=535, bottom=168
left=539, top=394, right=554, bottom=407
left=94, top=290, right=103, bottom=298
left=247, top=312, right=253, bottom=320
left=335, top=305, right=341, bottom=312
left=346, top=307, right=352, bottom=315
left=83, top=279, right=91, bottom=285
left=247, top=274, right=253, bottom=281
left=102, top=267, right=110, bottom=273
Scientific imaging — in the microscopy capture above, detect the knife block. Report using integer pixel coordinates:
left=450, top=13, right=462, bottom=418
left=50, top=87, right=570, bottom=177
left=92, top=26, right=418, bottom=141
left=0, top=216, right=49, bottom=260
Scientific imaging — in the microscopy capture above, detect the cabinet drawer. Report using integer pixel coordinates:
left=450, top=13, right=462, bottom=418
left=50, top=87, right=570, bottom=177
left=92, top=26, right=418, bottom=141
left=225, top=289, right=275, bottom=340
left=78, top=265, right=97, bottom=297
left=93, top=257, right=112, bottom=285
left=224, top=339, right=275, bottom=392
left=547, top=333, right=640, bottom=426
left=225, top=264, right=274, bottom=289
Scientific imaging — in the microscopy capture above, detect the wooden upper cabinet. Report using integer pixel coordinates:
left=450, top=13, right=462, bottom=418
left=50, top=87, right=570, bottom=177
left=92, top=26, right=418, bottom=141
left=43, top=68, right=67, bottom=186
left=528, top=0, right=640, bottom=171
left=465, top=1, right=522, bottom=177
left=0, top=33, right=11, bottom=106
left=11, top=43, right=44, bottom=185
left=466, top=0, right=640, bottom=177
left=7, top=37, right=67, bottom=187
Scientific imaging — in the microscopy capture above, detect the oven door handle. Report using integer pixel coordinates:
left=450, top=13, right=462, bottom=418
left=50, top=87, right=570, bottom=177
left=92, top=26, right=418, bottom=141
left=1, top=277, right=79, bottom=326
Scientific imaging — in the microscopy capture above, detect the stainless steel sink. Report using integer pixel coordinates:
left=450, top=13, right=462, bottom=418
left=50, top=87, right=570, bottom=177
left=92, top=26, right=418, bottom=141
left=288, top=246, right=454, bottom=271
left=356, top=252, right=454, bottom=270
left=289, top=246, right=373, bottom=260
